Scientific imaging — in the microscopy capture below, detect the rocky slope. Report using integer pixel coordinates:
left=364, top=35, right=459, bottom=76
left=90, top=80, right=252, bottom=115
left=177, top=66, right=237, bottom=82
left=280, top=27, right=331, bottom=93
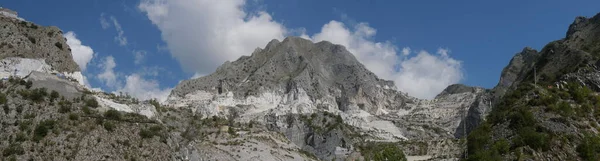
left=465, top=12, right=600, bottom=161
left=4, top=6, right=600, bottom=161
left=166, top=36, right=499, bottom=160
left=0, top=8, right=80, bottom=73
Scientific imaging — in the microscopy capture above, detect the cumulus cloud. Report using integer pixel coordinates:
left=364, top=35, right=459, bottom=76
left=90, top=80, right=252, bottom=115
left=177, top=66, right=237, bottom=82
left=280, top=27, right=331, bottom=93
left=97, top=56, right=119, bottom=88
left=117, top=74, right=173, bottom=102
left=63, top=31, right=94, bottom=71
left=138, top=0, right=464, bottom=99
left=138, top=0, right=286, bottom=74
left=307, top=21, right=463, bottom=99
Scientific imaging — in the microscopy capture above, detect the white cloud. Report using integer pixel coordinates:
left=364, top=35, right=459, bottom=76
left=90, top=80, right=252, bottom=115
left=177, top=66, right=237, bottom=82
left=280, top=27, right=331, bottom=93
left=402, top=47, right=411, bottom=56
left=138, top=0, right=464, bottom=99
left=97, top=56, right=119, bottom=88
left=110, top=16, right=128, bottom=46
left=133, top=50, right=147, bottom=65
left=308, top=21, right=463, bottom=99
left=100, top=13, right=111, bottom=29
left=117, top=74, right=173, bottom=102
left=138, top=0, right=286, bottom=74
left=64, top=31, right=94, bottom=71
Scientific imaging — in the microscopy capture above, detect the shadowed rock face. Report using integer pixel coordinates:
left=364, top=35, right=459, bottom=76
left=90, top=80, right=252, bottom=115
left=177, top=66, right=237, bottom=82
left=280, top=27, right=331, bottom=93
left=170, top=36, right=409, bottom=114
left=0, top=12, right=80, bottom=72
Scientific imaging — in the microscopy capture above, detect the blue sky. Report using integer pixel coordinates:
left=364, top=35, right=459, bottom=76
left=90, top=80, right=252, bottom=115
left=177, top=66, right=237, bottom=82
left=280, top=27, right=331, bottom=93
left=2, top=0, right=599, bottom=100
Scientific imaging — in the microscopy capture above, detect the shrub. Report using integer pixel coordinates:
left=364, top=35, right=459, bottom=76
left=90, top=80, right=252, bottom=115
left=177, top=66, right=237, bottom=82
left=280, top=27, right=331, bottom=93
left=33, top=120, right=56, bottom=142
left=558, top=101, right=573, bottom=117
left=104, top=109, right=122, bottom=120
left=25, top=80, right=33, bottom=89
left=103, top=121, right=116, bottom=132
left=360, top=142, right=407, bottom=161
left=509, top=108, right=536, bottom=130
left=149, top=99, right=164, bottom=112
left=50, top=90, right=59, bottom=102
left=55, top=42, right=63, bottom=50
left=2, top=143, right=24, bottom=156
left=139, top=125, right=163, bottom=139
left=0, top=93, right=7, bottom=104
left=15, top=105, right=22, bottom=114
left=139, top=129, right=154, bottom=139
left=86, top=98, right=99, bottom=108
left=58, top=100, right=72, bottom=113
left=514, top=127, right=549, bottom=151
left=82, top=106, right=91, bottom=114
left=29, top=88, right=48, bottom=102
left=15, top=132, right=27, bottom=142
left=2, top=103, right=8, bottom=114
left=68, top=113, right=79, bottom=121
left=492, top=139, right=511, bottom=154
left=577, top=134, right=600, bottom=161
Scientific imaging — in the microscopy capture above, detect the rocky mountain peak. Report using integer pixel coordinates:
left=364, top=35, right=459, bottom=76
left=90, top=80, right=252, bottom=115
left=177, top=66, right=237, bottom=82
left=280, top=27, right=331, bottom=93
left=169, top=36, right=406, bottom=115
left=435, top=84, right=481, bottom=98
left=0, top=8, right=80, bottom=72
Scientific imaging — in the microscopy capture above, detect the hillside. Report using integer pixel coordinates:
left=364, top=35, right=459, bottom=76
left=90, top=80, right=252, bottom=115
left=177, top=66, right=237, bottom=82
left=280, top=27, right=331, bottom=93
left=466, top=13, right=600, bottom=160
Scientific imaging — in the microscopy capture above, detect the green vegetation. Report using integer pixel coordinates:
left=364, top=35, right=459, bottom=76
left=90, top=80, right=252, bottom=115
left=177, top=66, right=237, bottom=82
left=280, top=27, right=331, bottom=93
left=104, top=109, right=122, bottom=120
left=58, top=100, right=72, bottom=113
left=0, top=92, right=7, bottom=104
left=103, top=121, right=116, bottom=132
left=50, top=90, right=59, bottom=102
left=2, top=143, right=24, bottom=157
left=149, top=99, right=165, bottom=112
left=577, top=134, right=600, bottom=161
left=2, top=102, right=8, bottom=114
left=86, top=97, right=99, bottom=108
left=33, top=119, right=56, bottom=142
left=139, top=125, right=163, bottom=139
left=467, top=81, right=600, bottom=160
left=359, top=142, right=407, bottom=161
left=68, top=113, right=79, bottom=121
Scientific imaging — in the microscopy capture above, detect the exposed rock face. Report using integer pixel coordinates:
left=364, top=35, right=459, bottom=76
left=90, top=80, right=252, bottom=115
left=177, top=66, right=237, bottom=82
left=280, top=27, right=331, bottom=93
left=492, top=47, right=539, bottom=101
left=464, top=12, right=600, bottom=160
left=0, top=11, right=80, bottom=73
left=170, top=37, right=409, bottom=115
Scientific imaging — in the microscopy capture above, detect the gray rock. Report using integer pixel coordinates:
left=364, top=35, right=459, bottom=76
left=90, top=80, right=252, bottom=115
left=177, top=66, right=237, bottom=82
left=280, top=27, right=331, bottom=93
left=0, top=12, right=80, bottom=72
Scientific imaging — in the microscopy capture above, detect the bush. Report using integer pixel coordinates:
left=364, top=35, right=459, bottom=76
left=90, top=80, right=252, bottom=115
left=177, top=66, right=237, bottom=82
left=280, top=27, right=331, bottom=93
left=29, top=88, right=48, bottom=102
left=0, top=93, right=7, bottom=104
left=492, top=139, right=511, bottom=154
left=514, top=127, right=549, bottom=151
left=86, top=98, right=99, bottom=108
left=82, top=106, right=91, bottom=114
left=15, top=132, right=27, bottom=142
left=33, top=120, right=56, bottom=142
left=2, top=103, right=8, bottom=114
left=104, top=109, right=122, bottom=120
left=558, top=101, right=573, bottom=117
left=103, top=121, right=116, bottom=132
left=25, top=80, right=33, bottom=89
left=50, top=90, right=59, bottom=102
left=360, top=142, right=407, bottom=161
left=468, top=122, right=492, bottom=155
left=139, top=125, right=163, bottom=139
left=509, top=108, right=536, bottom=130
left=68, top=113, right=79, bottom=121
left=58, top=100, right=72, bottom=113
left=15, top=105, right=22, bottom=114
left=2, top=143, right=24, bottom=157
left=577, top=134, right=600, bottom=161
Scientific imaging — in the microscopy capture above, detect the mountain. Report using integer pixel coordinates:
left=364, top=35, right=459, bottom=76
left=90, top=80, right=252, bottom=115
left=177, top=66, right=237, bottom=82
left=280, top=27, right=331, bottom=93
left=465, top=13, right=600, bottom=160
left=3, top=6, right=600, bottom=161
